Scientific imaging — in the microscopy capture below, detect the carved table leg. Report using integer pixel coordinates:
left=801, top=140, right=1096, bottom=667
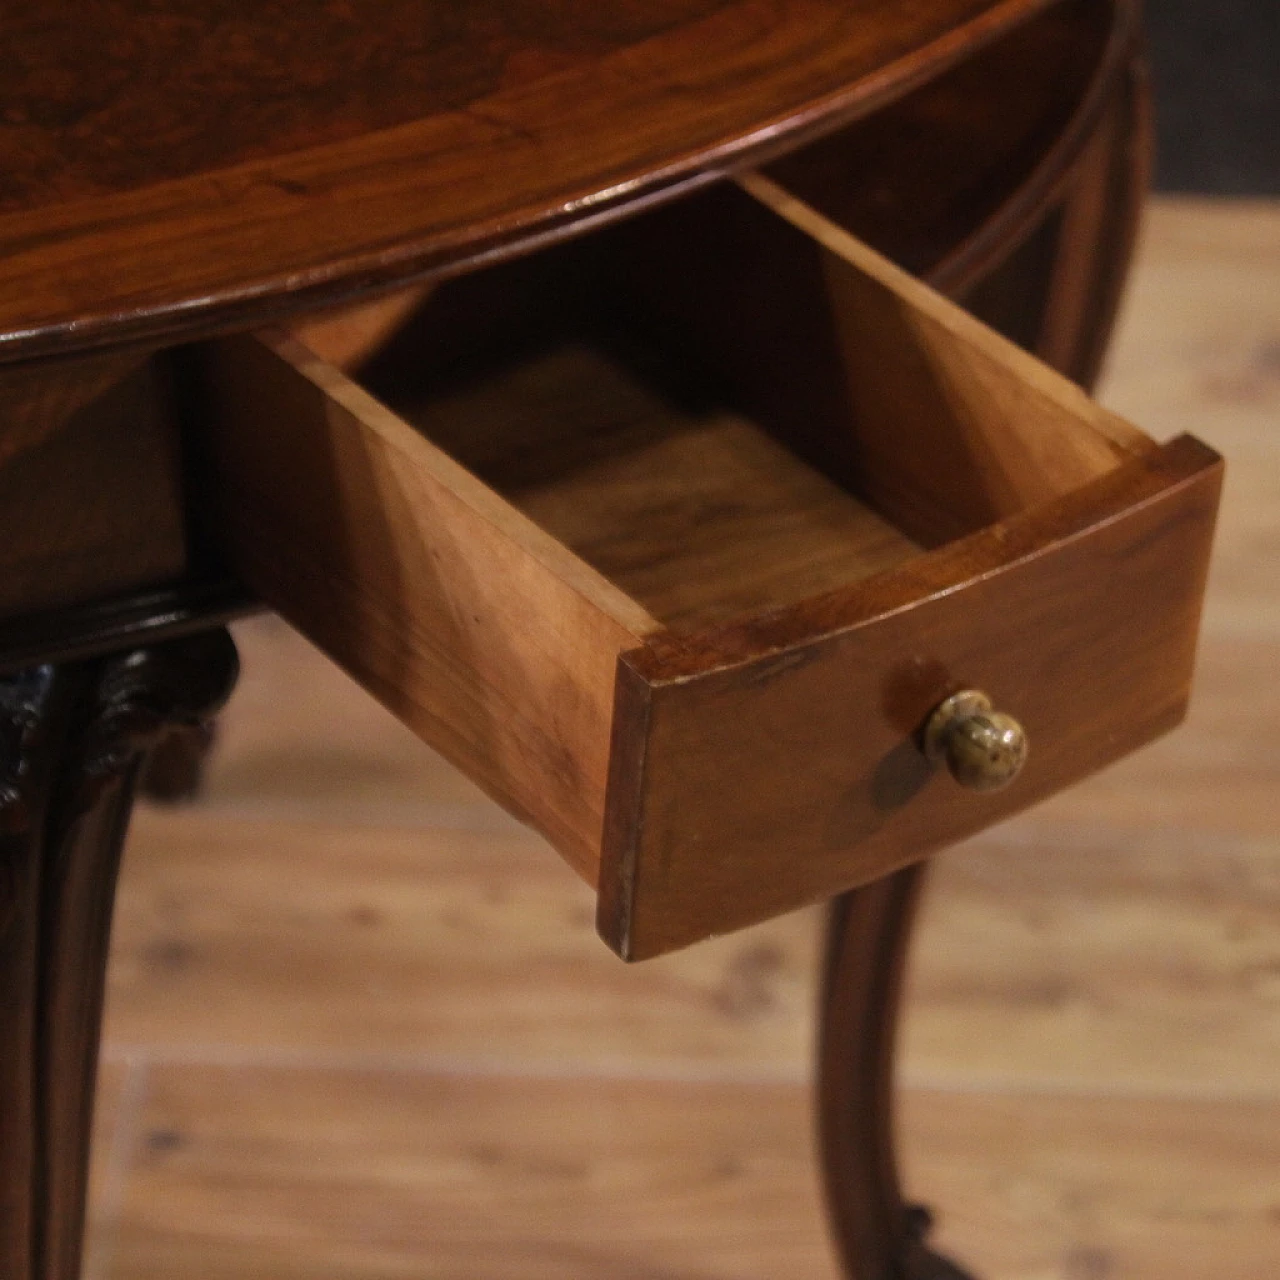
left=0, top=629, right=238, bottom=1280
left=818, top=863, right=976, bottom=1280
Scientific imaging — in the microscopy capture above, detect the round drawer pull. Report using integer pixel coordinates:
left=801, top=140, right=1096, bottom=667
left=923, top=690, right=1028, bottom=792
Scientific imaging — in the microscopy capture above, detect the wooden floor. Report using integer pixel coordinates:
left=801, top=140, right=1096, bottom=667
left=86, top=198, right=1280, bottom=1280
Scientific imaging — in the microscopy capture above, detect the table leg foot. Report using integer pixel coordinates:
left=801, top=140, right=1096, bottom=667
left=0, top=629, right=237, bottom=1280
left=818, top=864, right=979, bottom=1280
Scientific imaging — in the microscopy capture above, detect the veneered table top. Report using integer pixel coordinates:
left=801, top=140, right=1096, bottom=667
left=0, top=0, right=1053, bottom=362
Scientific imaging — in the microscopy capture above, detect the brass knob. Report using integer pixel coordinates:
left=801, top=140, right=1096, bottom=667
left=923, top=690, right=1027, bottom=792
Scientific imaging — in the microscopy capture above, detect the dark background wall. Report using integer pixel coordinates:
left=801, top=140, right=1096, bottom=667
left=1147, top=1, right=1279, bottom=193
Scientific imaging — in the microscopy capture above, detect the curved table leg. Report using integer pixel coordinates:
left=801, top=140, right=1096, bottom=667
left=0, top=629, right=238, bottom=1280
left=819, top=42, right=1157, bottom=1280
left=818, top=864, right=976, bottom=1280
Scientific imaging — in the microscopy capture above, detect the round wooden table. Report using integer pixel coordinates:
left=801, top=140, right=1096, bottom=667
left=0, top=2, right=1176, bottom=1277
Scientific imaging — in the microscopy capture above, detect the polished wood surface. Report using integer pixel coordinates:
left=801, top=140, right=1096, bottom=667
left=0, top=0, right=1065, bottom=363
left=75, top=199, right=1279, bottom=1277
left=763, top=0, right=1120, bottom=284
left=2, top=0, right=730, bottom=211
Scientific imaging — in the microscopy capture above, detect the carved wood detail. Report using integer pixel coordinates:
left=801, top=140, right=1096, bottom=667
left=0, top=629, right=238, bottom=1280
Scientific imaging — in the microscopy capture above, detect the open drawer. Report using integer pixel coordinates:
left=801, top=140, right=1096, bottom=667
left=194, top=173, right=1221, bottom=960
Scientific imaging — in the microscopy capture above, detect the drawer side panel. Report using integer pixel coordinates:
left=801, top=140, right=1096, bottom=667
left=200, top=332, right=655, bottom=884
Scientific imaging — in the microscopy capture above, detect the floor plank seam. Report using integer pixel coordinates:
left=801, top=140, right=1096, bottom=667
left=142, top=798, right=531, bottom=836
left=897, top=1071, right=1280, bottom=1105
left=100, top=1043, right=815, bottom=1085
left=94, top=1047, right=1280, bottom=1108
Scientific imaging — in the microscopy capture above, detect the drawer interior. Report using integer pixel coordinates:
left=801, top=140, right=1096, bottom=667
left=298, top=175, right=1142, bottom=634
left=344, top=261, right=919, bottom=635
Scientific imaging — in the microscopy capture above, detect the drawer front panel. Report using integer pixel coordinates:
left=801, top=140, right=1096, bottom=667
left=599, top=437, right=1221, bottom=959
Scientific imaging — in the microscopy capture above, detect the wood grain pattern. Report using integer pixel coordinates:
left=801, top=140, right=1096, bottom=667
left=100, top=501, right=1280, bottom=1088
left=199, top=258, right=923, bottom=887
left=103, top=806, right=822, bottom=1071
left=0, top=0, right=1249, bottom=1268
left=901, top=1090, right=1280, bottom=1280
left=108, top=1065, right=840, bottom=1280
left=0, top=0, right=730, bottom=213
left=0, top=0, right=1058, bottom=362
left=592, top=173, right=1144, bottom=553
left=0, top=353, right=187, bottom=621
left=905, top=804, right=1280, bottom=1096
left=739, top=172, right=1147, bottom=543
left=512, top=412, right=919, bottom=632
left=379, top=338, right=920, bottom=632
left=198, top=331, right=657, bottom=884
left=97, top=1066, right=1280, bottom=1280
left=825, top=98, right=1160, bottom=1280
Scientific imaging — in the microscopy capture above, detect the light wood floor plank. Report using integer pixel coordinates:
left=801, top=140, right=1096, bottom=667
left=906, top=820, right=1280, bottom=1095
left=102, top=1067, right=1280, bottom=1280
left=103, top=810, right=821, bottom=1075
left=903, top=1088, right=1280, bottom=1280
left=107, top=1066, right=838, bottom=1280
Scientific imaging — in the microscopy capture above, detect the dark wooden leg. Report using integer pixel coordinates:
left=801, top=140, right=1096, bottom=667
left=0, top=629, right=238, bottom=1280
left=957, top=50, right=1153, bottom=390
left=1033, top=51, right=1152, bottom=389
left=818, top=864, right=976, bottom=1280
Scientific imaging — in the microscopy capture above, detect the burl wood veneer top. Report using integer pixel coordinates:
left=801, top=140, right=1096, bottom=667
left=0, top=0, right=1055, bottom=362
